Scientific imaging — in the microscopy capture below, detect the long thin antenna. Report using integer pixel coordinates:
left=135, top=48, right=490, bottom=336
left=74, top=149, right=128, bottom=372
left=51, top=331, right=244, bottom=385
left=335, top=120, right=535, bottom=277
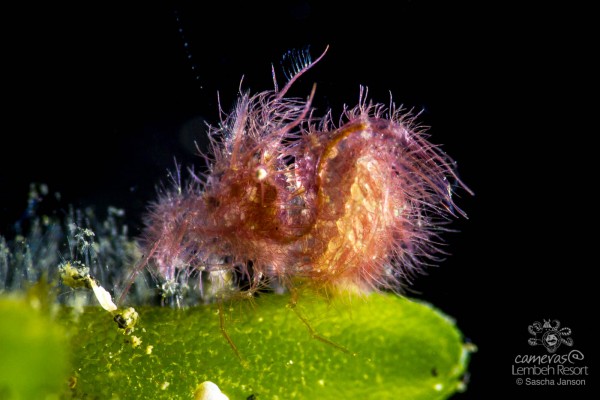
left=276, top=45, right=329, bottom=99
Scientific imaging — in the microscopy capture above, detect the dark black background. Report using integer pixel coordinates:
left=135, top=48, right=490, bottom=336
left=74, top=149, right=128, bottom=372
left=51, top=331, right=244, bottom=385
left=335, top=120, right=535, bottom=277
left=1, top=2, right=596, bottom=398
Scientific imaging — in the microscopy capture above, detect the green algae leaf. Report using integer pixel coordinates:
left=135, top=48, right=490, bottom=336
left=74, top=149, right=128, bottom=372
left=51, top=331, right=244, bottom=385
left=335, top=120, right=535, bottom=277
left=63, top=293, right=472, bottom=399
left=0, top=297, right=70, bottom=400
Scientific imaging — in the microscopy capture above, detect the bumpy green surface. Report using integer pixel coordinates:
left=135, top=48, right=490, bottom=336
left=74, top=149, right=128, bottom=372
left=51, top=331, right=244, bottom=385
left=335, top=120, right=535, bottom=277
left=60, top=293, right=471, bottom=399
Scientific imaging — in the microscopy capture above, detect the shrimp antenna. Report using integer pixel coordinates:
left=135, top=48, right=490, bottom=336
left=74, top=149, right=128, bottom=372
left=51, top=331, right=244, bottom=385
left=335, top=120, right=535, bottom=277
left=275, top=45, right=329, bottom=99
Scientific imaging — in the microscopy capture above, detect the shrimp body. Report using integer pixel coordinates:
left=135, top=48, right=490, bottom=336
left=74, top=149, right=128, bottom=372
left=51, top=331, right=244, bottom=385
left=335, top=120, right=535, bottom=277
left=136, top=49, right=470, bottom=301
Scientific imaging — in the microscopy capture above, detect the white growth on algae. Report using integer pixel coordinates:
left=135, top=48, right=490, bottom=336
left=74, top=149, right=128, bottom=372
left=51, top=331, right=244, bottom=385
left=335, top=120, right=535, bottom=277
left=59, top=261, right=117, bottom=311
left=89, top=280, right=117, bottom=312
left=194, top=381, right=230, bottom=400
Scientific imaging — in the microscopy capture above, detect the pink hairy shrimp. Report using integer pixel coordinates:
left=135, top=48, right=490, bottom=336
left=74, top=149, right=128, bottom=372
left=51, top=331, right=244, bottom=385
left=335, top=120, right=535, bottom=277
left=118, top=46, right=472, bottom=307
